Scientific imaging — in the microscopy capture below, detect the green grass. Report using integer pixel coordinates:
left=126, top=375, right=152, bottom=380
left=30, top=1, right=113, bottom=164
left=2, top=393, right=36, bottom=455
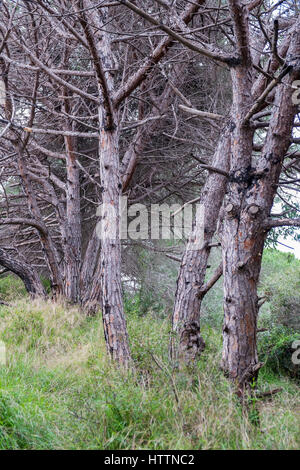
left=0, top=275, right=27, bottom=301
left=0, top=298, right=299, bottom=450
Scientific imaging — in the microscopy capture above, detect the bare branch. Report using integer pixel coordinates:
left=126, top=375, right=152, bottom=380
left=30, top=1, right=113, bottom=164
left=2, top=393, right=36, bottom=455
left=118, top=0, right=236, bottom=65
left=199, top=262, right=223, bottom=298
left=179, top=104, right=224, bottom=121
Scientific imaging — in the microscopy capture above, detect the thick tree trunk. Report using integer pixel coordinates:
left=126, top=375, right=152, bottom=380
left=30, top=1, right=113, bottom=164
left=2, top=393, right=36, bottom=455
left=220, top=14, right=300, bottom=394
left=170, top=126, right=231, bottom=363
left=0, top=248, right=46, bottom=298
left=219, top=24, right=257, bottom=394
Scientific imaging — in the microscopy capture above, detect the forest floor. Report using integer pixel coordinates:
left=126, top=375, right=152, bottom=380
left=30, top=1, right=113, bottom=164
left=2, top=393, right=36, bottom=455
left=0, top=276, right=299, bottom=449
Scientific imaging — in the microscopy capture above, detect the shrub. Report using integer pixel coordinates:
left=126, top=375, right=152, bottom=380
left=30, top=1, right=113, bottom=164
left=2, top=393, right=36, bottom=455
left=259, top=250, right=300, bottom=332
left=258, top=325, right=300, bottom=382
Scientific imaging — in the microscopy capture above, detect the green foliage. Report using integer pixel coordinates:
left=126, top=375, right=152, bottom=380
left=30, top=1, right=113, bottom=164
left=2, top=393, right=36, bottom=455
left=0, top=367, right=63, bottom=449
left=124, top=293, right=142, bottom=317
left=0, top=249, right=299, bottom=450
left=41, top=278, right=52, bottom=295
left=259, top=250, right=300, bottom=331
left=258, top=325, right=300, bottom=382
left=0, top=299, right=94, bottom=355
left=124, top=291, right=164, bottom=318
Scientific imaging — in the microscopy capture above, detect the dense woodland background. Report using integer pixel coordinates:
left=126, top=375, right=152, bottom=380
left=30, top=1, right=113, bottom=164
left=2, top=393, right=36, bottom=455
left=0, top=0, right=299, bottom=450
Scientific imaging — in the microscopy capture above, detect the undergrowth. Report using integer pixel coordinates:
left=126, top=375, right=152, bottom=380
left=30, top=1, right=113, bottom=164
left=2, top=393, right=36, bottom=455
left=0, top=296, right=299, bottom=450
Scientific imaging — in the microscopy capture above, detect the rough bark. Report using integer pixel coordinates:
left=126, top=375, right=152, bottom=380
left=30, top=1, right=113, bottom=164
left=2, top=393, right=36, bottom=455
left=94, top=119, right=131, bottom=365
left=219, top=0, right=259, bottom=395
left=220, top=9, right=300, bottom=395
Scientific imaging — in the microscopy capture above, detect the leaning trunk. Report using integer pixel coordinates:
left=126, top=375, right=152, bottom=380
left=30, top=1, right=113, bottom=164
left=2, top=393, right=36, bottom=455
left=17, top=144, right=63, bottom=297
left=170, top=126, right=231, bottom=363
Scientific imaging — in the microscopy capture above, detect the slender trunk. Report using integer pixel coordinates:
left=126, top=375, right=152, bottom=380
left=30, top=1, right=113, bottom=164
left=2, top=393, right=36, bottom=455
left=17, top=145, right=63, bottom=297
left=0, top=248, right=46, bottom=298
left=63, top=94, right=82, bottom=303
left=170, top=126, right=231, bottom=363
left=80, top=226, right=101, bottom=306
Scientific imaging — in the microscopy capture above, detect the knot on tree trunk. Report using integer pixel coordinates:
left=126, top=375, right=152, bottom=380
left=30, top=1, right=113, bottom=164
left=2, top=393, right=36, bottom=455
left=248, top=204, right=260, bottom=216
left=225, top=203, right=237, bottom=218
left=179, top=320, right=205, bottom=364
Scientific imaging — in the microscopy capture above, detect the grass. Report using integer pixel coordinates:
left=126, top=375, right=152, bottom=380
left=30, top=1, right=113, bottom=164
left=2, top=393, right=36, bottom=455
left=0, top=296, right=299, bottom=450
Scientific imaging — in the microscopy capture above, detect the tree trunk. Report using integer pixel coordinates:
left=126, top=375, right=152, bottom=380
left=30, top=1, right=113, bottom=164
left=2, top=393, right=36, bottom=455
left=80, top=226, right=101, bottom=306
left=220, top=15, right=300, bottom=394
left=0, top=248, right=46, bottom=298
left=63, top=93, right=82, bottom=304
left=96, top=119, right=131, bottom=365
left=170, top=126, right=231, bottom=363
left=80, top=2, right=131, bottom=364
left=17, top=144, right=63, bottom=297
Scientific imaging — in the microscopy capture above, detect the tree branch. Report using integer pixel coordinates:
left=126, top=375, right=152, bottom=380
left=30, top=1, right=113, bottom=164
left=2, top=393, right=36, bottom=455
left=191, top=153, right=230, bottom=177
left=265, top=217, right=300, bottom=229
left=244, top=65, right=293, bottom=124
left=20, top=44, right=100, bottom=104
left=199, top=262, right=223, bottom=298
left=118, top=0, right=236, bottom=65
left=78, top=1, right=115, bottom=130
left=179, top=104, right=224, bottom=120
left=0, top=217, right=47, bottom=235
left=113, top=0, right=228, bottom=107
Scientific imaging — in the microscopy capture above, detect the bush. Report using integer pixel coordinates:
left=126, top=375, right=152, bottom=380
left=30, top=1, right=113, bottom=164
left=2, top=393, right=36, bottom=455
left=258, top=325, right=300, bottom=382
